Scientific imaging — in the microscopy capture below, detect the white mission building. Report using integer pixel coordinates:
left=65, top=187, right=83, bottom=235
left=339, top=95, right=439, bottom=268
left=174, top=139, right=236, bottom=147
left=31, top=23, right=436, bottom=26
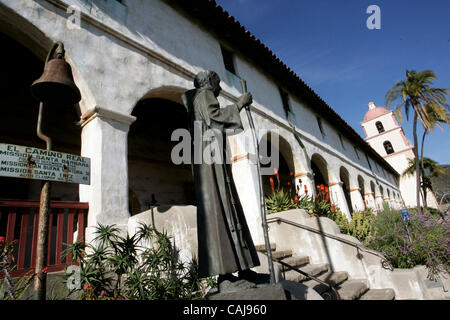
left=0, top=0, right=406, bottom=249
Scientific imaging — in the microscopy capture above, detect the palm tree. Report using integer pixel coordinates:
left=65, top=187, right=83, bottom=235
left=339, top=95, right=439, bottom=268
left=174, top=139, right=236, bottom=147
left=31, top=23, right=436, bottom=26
left=403, top=157, right=445, bottom=207
left=386, top=70, right=449, bottom=214
left=418, top=105, right=449, bottom=207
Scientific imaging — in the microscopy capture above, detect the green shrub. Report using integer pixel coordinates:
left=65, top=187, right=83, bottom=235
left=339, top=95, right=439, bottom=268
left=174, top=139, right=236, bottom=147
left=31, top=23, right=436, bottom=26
left=62, top=223, right=214, bottom=300
left=367, top=208, right=450, bottom=278
left=347, top=209, right=376, bottom=245
left=331, top=210, right=350, bottom=235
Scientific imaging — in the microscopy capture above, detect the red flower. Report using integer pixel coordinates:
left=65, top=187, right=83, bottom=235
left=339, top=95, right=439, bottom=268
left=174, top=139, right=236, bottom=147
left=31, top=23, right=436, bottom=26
left=304, top=185, right=308, bottom=193
left=294, top=195, right=299, bottom=203
left=290, top=172, right=294, bottom=176
left=0, top=236, right=5, bottom=243
left=331, top=204, right=336, bottom=212
left=100, top=291, right=105, bottom=297
left=269, top=177, right=275, bottom=191
left=324, top=187, right=329, bottom=193
left=41, top=267, right=48, bottom=274
left=83, top=283, right=92, bottom=291
left=287, top=182, right=291, bottom=186
left=326, top=194, right=330, bottom=201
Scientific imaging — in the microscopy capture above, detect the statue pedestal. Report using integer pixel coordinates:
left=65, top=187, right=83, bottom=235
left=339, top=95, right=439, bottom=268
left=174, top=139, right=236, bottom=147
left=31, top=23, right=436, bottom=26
left=206, top=272, right=324, bottom=300
left=206, top=274, right=288, bottom=300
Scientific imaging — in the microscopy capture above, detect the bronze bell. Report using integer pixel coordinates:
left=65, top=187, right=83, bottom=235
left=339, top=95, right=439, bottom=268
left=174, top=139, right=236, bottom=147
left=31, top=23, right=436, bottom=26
left=31, top=56, right=81, bottom=105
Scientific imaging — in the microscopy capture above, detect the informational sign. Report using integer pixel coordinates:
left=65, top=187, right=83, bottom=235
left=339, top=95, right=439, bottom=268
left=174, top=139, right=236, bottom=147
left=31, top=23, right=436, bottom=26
left=0, top=143, right=90, bottom=185
left=400, top=209, right=409, bottom=222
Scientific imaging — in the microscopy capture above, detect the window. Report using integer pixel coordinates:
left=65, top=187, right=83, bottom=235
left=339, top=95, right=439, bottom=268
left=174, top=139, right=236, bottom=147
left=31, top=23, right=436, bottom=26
left=339, top=134, right=346, bottom=150
left=375, top=121, right=385, bottom=133
left=316, top=116, right=326, bottom=137
left=354, top=146, right=360, bottom=159
left=279, top=88, right=290, bottom=118
left=278, top=87, right=297, bottom=126
left=221, top=46, right=236, bottom=75
left=365, top=154, right=372, bottom=170
left=383, top=141, right=395, bottom=154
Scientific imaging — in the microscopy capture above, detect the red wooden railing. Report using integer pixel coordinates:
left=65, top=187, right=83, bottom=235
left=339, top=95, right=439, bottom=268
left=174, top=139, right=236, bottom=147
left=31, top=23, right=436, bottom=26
left=0, top=200, right=88, bottom=277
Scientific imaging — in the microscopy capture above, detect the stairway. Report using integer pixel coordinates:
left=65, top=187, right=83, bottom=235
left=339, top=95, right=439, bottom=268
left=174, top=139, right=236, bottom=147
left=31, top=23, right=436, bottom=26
left=255, top=244, right=395, bottom=300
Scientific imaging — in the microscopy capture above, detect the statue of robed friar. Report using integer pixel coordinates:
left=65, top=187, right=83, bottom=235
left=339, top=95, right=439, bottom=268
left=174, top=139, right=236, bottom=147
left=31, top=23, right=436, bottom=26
left=182, top=70, right=260, bottom=280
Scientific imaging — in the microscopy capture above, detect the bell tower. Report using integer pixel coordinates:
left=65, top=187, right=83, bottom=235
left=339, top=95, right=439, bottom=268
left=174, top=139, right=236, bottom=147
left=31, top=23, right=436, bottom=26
left=360, top=102, right=438, bottom=208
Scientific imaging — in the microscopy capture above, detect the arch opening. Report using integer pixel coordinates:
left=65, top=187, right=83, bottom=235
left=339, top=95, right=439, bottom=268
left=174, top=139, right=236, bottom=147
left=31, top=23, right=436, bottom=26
left=383, top=141, right=395, bottom=154
left=375, top=121, right=385, bottom=133
left=128, top=97, right=195, bottom=215
left=0, top=31, right=81, bottom=202
left=310, top=154, right=329, bottom=190
left=340, top=167, right=353, bottom=214
left=259, top=133, right=294, bottom=197
left=358, top=175, right=365, bottom=202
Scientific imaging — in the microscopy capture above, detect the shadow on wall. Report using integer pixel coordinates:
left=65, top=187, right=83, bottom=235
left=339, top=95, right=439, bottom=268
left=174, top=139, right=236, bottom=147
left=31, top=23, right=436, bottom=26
left=128, top=204, right=198, bottom=265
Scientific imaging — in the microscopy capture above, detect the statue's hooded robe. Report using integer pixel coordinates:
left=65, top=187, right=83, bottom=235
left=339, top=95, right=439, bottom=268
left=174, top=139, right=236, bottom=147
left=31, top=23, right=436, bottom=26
left=182, top=71, right=260, bottom=278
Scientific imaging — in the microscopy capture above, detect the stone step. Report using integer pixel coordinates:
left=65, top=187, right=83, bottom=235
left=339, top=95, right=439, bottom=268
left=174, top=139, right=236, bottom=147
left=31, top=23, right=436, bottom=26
left=271, top=249, right=293, bottom=260
left=278, top=255, right=310, bottom=271
left=336, top=279, right=369, bottom=300
left=301, top=271, right=349, bottom=295
left=255, top=243, right=276, bottom=252
left=359, top=288, right=395, bottom=300
left=282, top=263, right=329, bottom=282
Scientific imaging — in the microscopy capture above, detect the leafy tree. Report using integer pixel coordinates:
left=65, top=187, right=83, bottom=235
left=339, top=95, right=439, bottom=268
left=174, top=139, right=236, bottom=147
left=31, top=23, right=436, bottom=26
left=403, top=157, right=445, bottom=207
left=386, top=70, right=449, bottom=213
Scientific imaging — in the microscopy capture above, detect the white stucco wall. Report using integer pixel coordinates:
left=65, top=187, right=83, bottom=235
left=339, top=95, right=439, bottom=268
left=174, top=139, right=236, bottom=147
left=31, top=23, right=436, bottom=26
left=1, top=0, right=403, bottom=241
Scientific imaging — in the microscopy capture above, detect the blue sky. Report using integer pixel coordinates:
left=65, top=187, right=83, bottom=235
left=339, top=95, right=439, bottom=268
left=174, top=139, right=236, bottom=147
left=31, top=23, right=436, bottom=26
left=215, top=0, right=450, bottom=165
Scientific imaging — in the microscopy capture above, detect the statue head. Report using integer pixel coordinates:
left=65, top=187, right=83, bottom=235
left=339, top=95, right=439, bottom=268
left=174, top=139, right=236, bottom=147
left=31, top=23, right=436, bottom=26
left=194, top=70, right=221, bottom=97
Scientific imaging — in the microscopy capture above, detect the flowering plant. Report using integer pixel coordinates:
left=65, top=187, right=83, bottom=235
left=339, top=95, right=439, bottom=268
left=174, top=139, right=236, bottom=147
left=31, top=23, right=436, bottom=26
left=367, top=207, right=449, bottom=279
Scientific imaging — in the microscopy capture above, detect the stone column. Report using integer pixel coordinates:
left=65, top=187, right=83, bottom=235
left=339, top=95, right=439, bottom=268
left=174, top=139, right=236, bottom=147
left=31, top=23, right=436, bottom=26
left=231, top=151, right=265, bottom=245
left=79, top=107, right=136, bottom=242
left=374, top=195, right=383, bottom=211
left=384, top=197, right=391, bottom=210
left=328, top=181, right=351, bottom=220
left=364, top=192, right=376, bottom=210
left=295, top=171, right=314, bottom=198
left=349, top=187, right=365, bottom=212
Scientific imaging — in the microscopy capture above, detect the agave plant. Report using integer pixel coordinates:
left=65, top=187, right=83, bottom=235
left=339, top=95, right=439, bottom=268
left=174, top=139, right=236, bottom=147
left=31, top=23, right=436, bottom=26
left=266, top=188, right=296, bottom=214
left=61, top=223, right=213, bottom=300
